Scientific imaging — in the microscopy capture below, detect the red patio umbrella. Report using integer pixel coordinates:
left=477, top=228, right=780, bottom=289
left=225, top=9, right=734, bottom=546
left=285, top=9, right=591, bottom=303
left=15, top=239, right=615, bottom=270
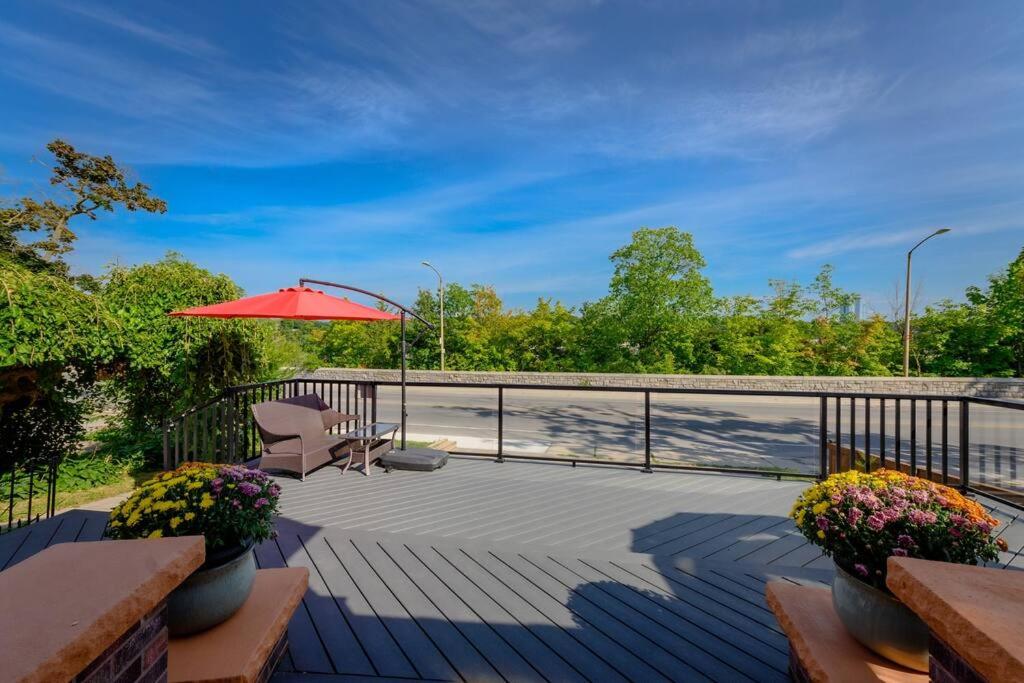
left=171, top=279, right=434, bottom=451
left=169, top=286, right=400, bottom=321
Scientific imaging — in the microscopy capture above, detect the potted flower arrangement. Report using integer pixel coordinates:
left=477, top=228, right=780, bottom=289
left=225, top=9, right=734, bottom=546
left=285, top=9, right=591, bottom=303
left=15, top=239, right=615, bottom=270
left=791, top=469, right=1006, bottom=671
left=107, top=462, right=281, bottom=635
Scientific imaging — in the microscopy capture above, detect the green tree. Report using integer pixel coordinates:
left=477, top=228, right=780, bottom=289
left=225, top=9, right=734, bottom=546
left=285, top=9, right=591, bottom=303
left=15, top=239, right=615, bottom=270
left=972, top=247, right=1024, bottom=376
left=581, top=227, right=714, bottom=372
left=1, top=139, right=166, bottom=277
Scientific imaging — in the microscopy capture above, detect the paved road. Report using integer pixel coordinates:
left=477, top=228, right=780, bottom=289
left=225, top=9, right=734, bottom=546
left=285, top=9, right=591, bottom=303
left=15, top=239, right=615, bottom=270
left=354, top=386, right=1022, bottom=486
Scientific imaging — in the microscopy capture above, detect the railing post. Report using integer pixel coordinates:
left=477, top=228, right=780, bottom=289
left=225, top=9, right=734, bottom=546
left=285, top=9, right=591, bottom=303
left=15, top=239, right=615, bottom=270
left=162, top=419, right=172, bottom=471
left=642, top=391, right=653, bottom=473
left=959, top=399, right=970, bottom=492
left=496, top=387, right=504, bottom=463
left=819, top=396, right=828, bottom=479
left=226, top=390, right=237, bottom=464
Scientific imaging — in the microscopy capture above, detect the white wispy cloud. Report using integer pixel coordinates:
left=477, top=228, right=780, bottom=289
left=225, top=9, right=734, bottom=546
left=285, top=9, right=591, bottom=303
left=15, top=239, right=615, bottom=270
left=59, top=3, right=223, bottom=57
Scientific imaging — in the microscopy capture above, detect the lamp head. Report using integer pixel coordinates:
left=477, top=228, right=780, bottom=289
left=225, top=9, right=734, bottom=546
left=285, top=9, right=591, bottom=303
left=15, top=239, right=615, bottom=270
left=934, top=228, right=951, bottom=235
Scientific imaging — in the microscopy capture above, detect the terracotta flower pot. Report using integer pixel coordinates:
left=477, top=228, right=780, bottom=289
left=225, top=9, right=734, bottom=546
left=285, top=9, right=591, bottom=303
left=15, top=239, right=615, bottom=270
left=167, top=541, right=256, bottom=636
left=831, top=563, right=929, bottom=671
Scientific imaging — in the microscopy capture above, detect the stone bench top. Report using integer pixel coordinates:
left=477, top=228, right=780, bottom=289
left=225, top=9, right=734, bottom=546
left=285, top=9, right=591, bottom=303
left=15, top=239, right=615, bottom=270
left=887, top=556, right=1024, bottom=683
left=0, top=537, right=204, bottom=683
left=169, top=567, right=309, bottom=683
left=765, top=582, right=926, bottom=683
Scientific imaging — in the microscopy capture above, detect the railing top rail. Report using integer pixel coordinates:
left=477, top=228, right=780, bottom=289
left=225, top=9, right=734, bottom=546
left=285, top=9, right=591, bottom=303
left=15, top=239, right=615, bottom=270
left=167, top=391, right=228, bottom=424
left=227, top=378, right=300, bottom=392
left=965, top=396, right=1024, bottom=411
left=292, top=377, right=966, bottom=401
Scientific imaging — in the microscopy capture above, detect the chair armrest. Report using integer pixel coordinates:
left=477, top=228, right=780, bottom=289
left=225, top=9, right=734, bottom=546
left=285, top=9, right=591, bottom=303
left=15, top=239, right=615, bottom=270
left=322, top=410, right=358, bottom=430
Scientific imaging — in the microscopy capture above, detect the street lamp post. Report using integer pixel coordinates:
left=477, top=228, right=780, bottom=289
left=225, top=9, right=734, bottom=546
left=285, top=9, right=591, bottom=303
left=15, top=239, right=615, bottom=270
left=902, top=228, right=951, bottom=377
left=422, top=261, right=445, bottom=372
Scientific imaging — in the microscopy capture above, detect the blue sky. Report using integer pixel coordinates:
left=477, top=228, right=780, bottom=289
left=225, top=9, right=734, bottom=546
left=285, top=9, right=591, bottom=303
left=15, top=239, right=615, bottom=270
left=1, top=1, right=1022, bottom=314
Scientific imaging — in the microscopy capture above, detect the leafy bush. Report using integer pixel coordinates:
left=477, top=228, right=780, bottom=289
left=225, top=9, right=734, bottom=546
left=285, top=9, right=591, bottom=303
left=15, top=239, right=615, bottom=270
left=107, top=463, right=281, bottom=551
left=101, top=253, right=271, bottom=432
left=89, top=421, right=164, bottom=471
left=791, top=469, right=1007, bottom=590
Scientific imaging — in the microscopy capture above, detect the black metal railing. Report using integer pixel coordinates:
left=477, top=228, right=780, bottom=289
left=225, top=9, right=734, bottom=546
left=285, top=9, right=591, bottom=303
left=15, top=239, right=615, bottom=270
left=3, top=454, right=60, bottom=534
left=160, top=377, right=1024, bottom=510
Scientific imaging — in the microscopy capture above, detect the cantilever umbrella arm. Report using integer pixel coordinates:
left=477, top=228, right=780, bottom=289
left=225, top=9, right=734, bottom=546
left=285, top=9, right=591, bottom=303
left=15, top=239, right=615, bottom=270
left=298, top=278, right=436, bottom=451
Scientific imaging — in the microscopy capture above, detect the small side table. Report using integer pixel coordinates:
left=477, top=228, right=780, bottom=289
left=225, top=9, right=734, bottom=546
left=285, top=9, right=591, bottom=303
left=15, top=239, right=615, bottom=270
left=168, top=567, right=309, bottom=683
left=341, top=422, right=399, bottom=476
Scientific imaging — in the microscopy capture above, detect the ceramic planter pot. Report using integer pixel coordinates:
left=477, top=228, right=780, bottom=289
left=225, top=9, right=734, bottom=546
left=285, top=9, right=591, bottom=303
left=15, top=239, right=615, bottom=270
left=167, top=541, right=256, bottom=636
left=831, top=563, right=929, bottom=671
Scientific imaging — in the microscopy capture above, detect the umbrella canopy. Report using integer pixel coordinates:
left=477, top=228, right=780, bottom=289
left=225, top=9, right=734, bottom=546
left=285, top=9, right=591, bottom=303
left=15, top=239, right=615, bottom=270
left=169, top=286, right=400, bottom=321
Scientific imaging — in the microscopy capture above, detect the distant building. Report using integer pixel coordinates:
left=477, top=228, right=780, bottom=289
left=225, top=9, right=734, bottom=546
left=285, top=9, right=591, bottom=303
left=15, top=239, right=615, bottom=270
left=839, top=295, right=862, bottom=320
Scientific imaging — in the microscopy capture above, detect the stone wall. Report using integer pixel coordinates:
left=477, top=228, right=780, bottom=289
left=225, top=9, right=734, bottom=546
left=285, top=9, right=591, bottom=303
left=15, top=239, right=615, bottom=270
left=309, top=368, right=1024, bottom=398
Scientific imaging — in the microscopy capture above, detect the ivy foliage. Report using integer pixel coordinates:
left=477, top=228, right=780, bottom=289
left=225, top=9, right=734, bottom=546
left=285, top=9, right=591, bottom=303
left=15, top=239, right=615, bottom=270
left=0, top=257, right=121, bottom=370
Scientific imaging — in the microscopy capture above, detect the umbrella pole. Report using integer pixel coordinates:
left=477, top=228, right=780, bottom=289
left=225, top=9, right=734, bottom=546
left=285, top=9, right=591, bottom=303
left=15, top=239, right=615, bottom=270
left=400, top=310, right=407, bottom=450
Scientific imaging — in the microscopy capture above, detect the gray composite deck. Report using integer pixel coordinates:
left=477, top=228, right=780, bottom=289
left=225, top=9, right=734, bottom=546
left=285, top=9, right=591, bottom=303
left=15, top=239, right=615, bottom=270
left=3, top=456, right=1023, bottom=682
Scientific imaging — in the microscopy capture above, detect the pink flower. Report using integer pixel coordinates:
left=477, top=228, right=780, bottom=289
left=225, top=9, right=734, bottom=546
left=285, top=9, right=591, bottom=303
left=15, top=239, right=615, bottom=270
left=238, top=481, right=261, bottom=497
left=854, top=563, right=869, bottom=577
left=908, top=509, right=937, bottom=525
left=816, top=516, right=830, bottom=531
left=880, top=507, right=901, bottom=522
left=897, top=534, right=915, bottom=548
left=866, top=514, right=886, bottom=531
left=847, top=508, right=863, bottom=525
left=254, top=497, right=270, bottom=509
left=892, top=548, right=909, bottom=557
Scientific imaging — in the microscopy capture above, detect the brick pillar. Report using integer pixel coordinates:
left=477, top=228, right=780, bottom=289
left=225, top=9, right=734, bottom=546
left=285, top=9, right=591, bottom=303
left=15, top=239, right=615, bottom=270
left=73, top=602, right=168, bottom=683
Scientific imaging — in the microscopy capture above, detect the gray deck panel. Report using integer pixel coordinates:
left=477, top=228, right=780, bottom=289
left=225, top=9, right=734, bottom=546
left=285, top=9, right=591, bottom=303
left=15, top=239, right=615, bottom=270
left=408, top=543, right=587, bottom=683
left=6, top=515, right=64, bottom=568
left=590, top=558, right=789, bottom=656
left=379, top=541, right=546, bottom=683
left=255, top=536, right=336, bottom=675
left=623, top=561, right=786, bottom=636
left=353, top=539, right=504, bottom=682
left=48, top=511, right=90, bottom=545
left=556, top=556, right=787, bottom=682
left=331, top=536, right=457, bottom=681
left=276, top=533, right=384, bottom=677
left=491, top=551, right=686, bottom=682
left=0, top=522, right=35, bottom=570
left=456, top=547, right=635, bottom=683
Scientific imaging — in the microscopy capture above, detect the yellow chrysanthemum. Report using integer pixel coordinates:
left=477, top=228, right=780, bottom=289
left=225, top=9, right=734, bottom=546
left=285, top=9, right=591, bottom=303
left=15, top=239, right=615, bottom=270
left=169, top=517, right=182, bottom=530
left=184, top=512, right=196, bottom=521
left=148, top=529, right=163, bottom=539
